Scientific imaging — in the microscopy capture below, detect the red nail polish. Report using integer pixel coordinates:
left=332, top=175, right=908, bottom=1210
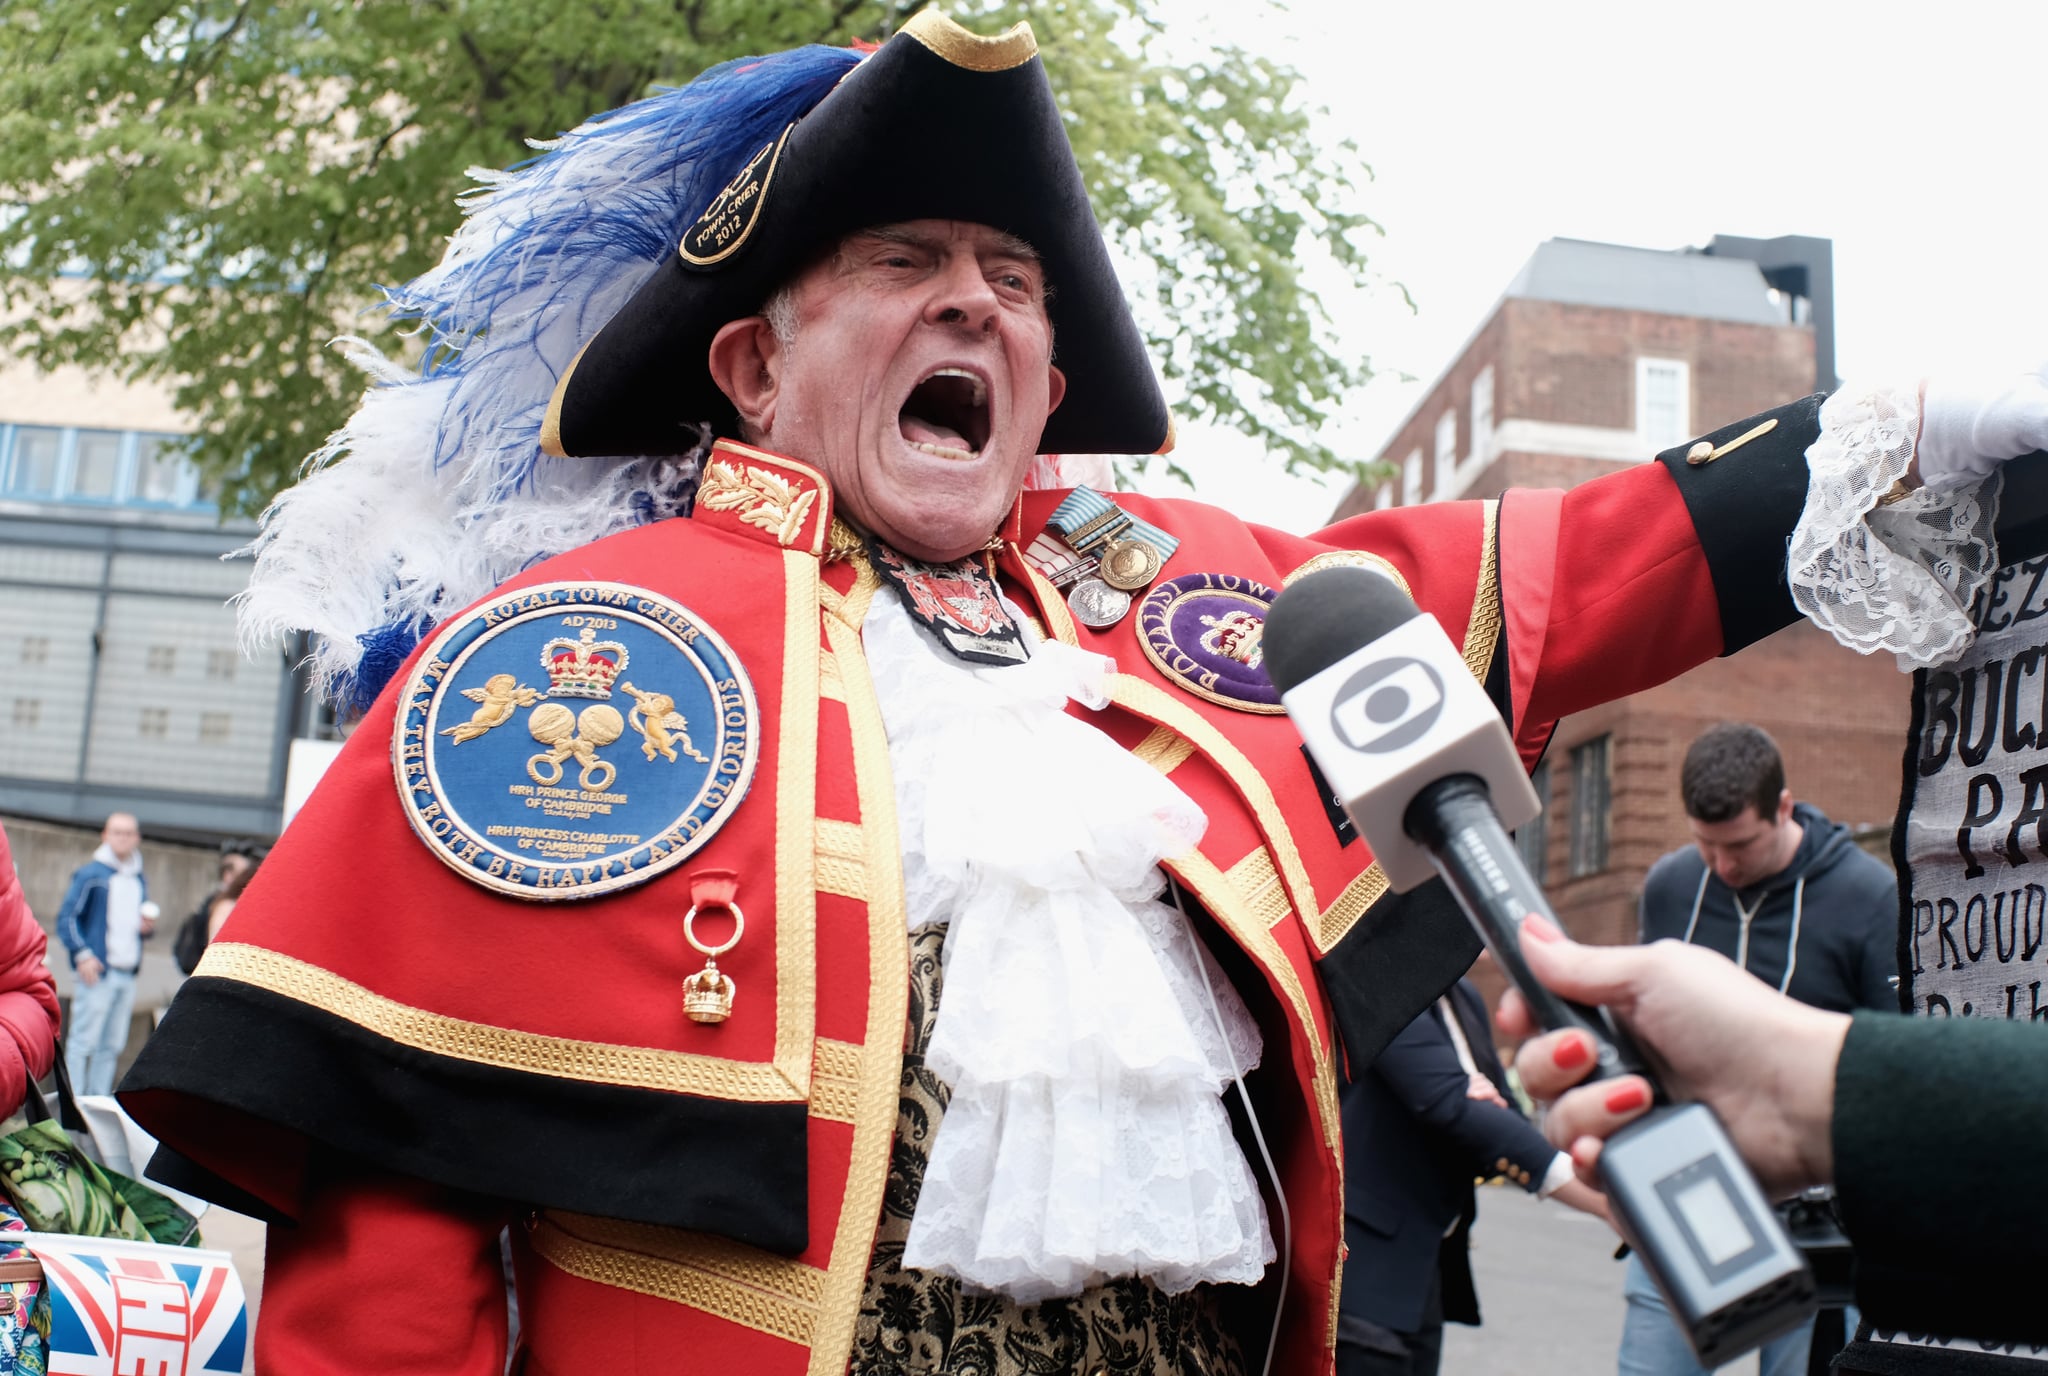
left=1552, top=1035, right=1592, bottom=1071
left=1604, top=1082, right=1650, bottom=1115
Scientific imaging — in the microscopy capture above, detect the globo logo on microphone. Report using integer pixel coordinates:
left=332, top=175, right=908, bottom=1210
left=1330, top=657, right=1446, bottom=753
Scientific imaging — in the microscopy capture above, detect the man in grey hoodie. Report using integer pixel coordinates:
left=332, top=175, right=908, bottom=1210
left=1620, top=722, right=1898, bottom=1375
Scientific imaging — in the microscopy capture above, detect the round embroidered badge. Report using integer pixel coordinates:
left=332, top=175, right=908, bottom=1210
left=1135, top=573, right=1285, bottom=714
left=393, top=582, right=760, bottom=900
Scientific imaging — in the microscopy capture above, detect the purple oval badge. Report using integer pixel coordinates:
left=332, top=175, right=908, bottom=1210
left=1135, top=573, right=1285, bottom=714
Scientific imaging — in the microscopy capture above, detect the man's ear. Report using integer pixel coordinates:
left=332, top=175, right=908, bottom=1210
left=707, top=316, right=784, bottom=439
left=1776, top=789, right=1796, bottom=826
left=1045, top=363, right=1068, bottom=417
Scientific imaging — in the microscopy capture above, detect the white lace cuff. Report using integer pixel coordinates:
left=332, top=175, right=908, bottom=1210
left=1787, top=382, right=2000, bottom=668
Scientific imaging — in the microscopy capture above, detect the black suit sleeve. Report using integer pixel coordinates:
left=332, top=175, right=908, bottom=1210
left=1376, top=1008, right=1561, bottom=1194
left=1834, top=1012, right=2048, bottom=1343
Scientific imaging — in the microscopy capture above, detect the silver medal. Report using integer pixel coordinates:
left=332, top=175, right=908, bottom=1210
left=1067, top=576, right=1133, bottom=628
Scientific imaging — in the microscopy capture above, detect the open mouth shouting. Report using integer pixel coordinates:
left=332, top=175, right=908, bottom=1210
left=899, top=367, right=992, bottom=461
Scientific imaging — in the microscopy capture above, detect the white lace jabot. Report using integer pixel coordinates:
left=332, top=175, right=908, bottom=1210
left=862, top=593, right=1275, bottom=1304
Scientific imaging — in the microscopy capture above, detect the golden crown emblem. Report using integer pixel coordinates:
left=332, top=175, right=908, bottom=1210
left=682, top=965, right=735, bottom=1024
left=540, top=627, right=628, bottom=699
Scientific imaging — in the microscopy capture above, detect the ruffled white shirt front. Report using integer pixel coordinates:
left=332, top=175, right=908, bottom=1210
left=862, top=592, right=1275, bottom=1304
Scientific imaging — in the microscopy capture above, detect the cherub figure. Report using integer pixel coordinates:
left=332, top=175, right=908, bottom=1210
left=442, top=674, right=542, bottom=744
left=619, top=681, right=712, bottom=764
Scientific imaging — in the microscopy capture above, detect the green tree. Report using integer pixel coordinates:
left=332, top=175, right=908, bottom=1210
left=0, top=0, right=1380, bottom=513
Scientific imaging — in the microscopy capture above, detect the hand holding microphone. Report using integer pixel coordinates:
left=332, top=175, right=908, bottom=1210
left=1498, top=920, right=1850, bottom=1200
left=1264, top=568, right=1817, bottom=1369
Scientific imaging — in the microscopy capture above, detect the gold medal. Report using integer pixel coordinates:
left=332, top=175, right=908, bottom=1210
left=1098, top=536, right=1163, bottom=592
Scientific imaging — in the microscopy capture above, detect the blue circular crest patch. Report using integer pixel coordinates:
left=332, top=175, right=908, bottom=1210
left=1135, top=572, right=1285, bottom=714
left=393, top=581, right=760, bottom=900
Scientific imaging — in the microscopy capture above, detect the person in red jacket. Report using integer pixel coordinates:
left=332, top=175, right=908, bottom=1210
left=0, top=822, right=64, bottom=1114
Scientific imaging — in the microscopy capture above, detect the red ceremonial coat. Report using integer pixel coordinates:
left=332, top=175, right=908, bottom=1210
left=122, top=396, right=1822, bottom=1375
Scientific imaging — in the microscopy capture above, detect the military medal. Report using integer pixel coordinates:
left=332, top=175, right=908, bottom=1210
left=1097, top=534, right=1163, bottom=591
left=1066, top=577, right=1133, bottom=628
left=1041, top=486, right=1180, bottom=627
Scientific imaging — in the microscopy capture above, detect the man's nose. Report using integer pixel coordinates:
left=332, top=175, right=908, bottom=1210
left=926, top=255, right=999, bottom=332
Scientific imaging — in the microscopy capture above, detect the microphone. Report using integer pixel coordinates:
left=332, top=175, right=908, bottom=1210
left=1265, top=568, right=1816, bottom=1368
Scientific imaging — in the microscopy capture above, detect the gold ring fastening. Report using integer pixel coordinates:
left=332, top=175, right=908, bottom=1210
left=683, top=902, right=744, bottom=959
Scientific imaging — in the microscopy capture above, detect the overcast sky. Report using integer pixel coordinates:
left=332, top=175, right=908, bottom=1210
left=1131, top=0, right=2048, bottom=532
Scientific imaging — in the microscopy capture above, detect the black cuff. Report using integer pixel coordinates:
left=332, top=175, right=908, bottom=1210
left=1654, top=394, right=1823, bottom=655
left=1318, top=881, right=1480, bottom=1071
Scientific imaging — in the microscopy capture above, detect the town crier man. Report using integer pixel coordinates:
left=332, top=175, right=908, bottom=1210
left=119, top=10, right=2048, bottom=1375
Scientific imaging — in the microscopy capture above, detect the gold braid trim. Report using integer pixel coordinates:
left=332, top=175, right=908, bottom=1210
left=1463, top=501, right=1503, bottom=682
left=1224, top=847, right=1292, bottom=931
left=531, top=1213, right=822, bottom=1344
left=1166, top=847, right=1345, bottom=1373
left=815, top=819, right=867, bottom=900
left=808, top=1038, right=863, bottom=1125
left=775, top=548, right=821, bottom=1096
left=196, top=943, right=803, bottom=1100
left=811, top=601, right=912, bottom=1375
left=1131, top=725, right=1195, bottom=776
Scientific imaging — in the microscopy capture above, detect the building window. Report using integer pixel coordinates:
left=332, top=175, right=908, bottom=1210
left=4, top=427, right=63, bottom=497
left=10, top=700, right=38, bottom=729
left=70, top=430, right=123, bottom=500
left=1515, top=760, right=1550, bottom=884
left=145, top=645, right=177, bottom=675
left=0, top=426, right=206, bottom=509
left=132, top=434, right=199, bottom=505
left=20, top=637, right=48, bottom=666
left=1471, top=367, right=1495, bottom=467
left=1402, top=448, right=1422, bottom=505
left=205, top=648, right=238, bottom=680
left=1374, top=483, right=1393, bottom=511
left=1637, top=358, right=1690, bottom=452
left=1433, top=410, right=1458, bottom=497
left=1569, top=736, right=1611, bottom=877
left=139, top=707, right=170, bottom=739
left=198, top=711, right=231, bottom=744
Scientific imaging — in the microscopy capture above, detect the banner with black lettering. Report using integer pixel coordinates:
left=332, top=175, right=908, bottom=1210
left=1896, top=551, right=2048, bottom=1022
left=1857, top=545, right=2048, bottom=1373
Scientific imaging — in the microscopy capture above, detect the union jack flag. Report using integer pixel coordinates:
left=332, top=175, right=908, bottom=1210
left=25, top=1234, right=247, bottom=1376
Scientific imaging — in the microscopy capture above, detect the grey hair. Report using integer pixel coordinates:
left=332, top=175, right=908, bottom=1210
left=762, top=284, right=801, bottom=349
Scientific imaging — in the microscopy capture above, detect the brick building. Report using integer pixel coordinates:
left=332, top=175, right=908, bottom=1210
left=1329, top=235, right=1908, bottom=954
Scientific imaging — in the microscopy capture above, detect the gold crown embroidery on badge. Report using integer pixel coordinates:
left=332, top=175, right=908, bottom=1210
left=540, top=626, right=628, bottom=699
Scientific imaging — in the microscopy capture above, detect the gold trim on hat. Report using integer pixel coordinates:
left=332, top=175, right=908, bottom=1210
left=898, top=10, right=1039, bottom=71
left=538, top=340, right=593, bottom=458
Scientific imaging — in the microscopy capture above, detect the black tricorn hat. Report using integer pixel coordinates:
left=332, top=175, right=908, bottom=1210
left=540, top=11, right=1172, bottom=460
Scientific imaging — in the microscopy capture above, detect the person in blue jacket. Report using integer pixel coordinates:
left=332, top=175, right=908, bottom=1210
left=54, top=813, right=154, bottom=1095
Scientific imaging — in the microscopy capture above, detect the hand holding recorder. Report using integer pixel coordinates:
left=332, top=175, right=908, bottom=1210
left=1265, top=568, right=1818, bottom=1368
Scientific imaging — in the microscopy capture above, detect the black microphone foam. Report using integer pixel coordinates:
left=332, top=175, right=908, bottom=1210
left=1261, top=566, right=1424, bottom=696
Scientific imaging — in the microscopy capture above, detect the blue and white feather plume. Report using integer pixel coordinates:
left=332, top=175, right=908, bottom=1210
left=236, top=45, right=864, bottom=717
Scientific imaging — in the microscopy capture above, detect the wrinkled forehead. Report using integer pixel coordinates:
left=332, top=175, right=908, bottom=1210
left=846, top=220, right=1041, bottom=263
